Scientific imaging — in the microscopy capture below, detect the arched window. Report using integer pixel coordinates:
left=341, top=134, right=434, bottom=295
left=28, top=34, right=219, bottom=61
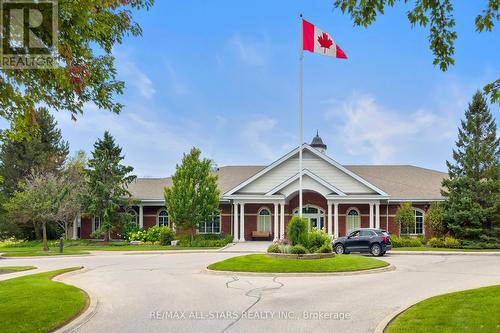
left=346, top=208, right=361, bottom=233
left=293, top=205, right=325, bottom=230
left=399, top=208, right=425, bottom=235
left=127, top=209, right=139, bottom=225
left=158, top=210, right=169, bottom=227
left=199, top=213, right=221, bottom=234
left=257, top=208, right=272, bottom=232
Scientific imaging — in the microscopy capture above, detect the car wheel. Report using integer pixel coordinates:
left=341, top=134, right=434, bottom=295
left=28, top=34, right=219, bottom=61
left=371, top=244, right=382, bottom=257
left=334, top=244, right=345, bottom=254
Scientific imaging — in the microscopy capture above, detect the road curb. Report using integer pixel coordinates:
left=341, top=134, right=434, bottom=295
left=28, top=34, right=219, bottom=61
left=389, top=251, right=500, bottom=256
left=52, top=268, right=100, bottom=333
left=203, top=263, right=395, bottom=277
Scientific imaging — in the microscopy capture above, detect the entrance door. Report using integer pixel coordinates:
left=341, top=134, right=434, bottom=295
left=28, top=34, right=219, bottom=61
left=293, top=205, right=326, bottom=231
left=346, top=209, right=361, bottom=234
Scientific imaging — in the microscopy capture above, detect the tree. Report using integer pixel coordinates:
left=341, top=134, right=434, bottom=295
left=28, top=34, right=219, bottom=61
left=85, top=131, right=136, bottom=241
left=164, top=148, right=220, bottom=240
left=333, top=1, right=499, bottom=104
left=442, top=91, right=500, bottom=239
left=426, top=202, right=445, bottom=237
left=0, top=107, right=69, bottom=198
left=395, top=202, right=415, bottom=236
left=5, top=172, right=62, bottom=251
left=0, top=1, right=154, bottom=140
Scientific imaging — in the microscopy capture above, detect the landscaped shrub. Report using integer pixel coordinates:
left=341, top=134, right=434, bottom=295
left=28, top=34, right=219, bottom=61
left=128, top=229, right=147, bottom=242
left=90, top=228, right=105, bottom=240
left=444, top=236, right=460, bottom=248
left=316, top=242, right=332, bottom=253
left=287, top=216, right=309, bottom=246
left=145, top=226, right=161, bottom=243
left=307, top=229, right=330, bottom=252
left=267, top=244, right=280, bottom=253
left=390, top=236, right=423, bottom=248
left=178, top=234, right=233, bottom=247
left=159, top=227, right=175, bottom=246
left=290, top=244, right=307, bottom=254
left=428, top=237, right=444, bottom=248
left=122, top=221, right=140, bottom=240
left=278, top=244, right=292, bottom=254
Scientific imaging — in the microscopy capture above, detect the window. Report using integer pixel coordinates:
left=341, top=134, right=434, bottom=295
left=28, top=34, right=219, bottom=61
left=158, top=210, right=169, bottom=227
left=94, top=216, right=101, bottom=231
left=127, top=209, right=138, bottom=225
left=257, top=208, right=272, bottom=232
left=293, top=205, right=325, bottom=230
left=346, top=209, right=361, bottom=233
left=199, top=213, right=221, bottom=234
left=360, top=230, right=374, bottom=237
left=400, top=209, right=425, bottom=235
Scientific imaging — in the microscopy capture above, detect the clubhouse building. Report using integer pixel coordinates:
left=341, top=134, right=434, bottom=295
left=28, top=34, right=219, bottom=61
left=77, top=133, right=447, bottom=240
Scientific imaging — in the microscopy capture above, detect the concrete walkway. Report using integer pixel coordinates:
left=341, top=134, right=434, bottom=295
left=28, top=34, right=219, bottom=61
left=220, top=241, right=272, bottom=253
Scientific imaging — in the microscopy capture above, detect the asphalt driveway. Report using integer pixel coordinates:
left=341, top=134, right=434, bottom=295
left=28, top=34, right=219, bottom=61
left=1, top=252, right=500, bottom=333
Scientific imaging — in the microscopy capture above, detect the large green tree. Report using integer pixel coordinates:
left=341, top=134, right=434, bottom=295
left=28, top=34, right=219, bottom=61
left=0, top=0, right=154, bottom=140
left=0, top=108, right=69, bottom=197
left=85, top=131, right=135, bottom=241
left=164, top=148, right=220, bottom=240
left=442, top=91, right=500, bottom=239
left=333, top=0, right=499, bottom=104
left=395, top=202, right=415, bottom=236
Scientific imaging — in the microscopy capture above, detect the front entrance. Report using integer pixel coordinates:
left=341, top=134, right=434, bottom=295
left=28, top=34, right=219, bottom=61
left=293, top=205, right=325, bottom=230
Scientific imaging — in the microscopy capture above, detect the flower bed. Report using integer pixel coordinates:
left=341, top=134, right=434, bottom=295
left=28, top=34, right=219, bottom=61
left=266, top=252, right=335, bottom=260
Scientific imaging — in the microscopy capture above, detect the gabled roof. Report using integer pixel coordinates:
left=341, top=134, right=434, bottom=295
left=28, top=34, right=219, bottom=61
left=224, top=144, right=388, bottom=196
left=265, top=168, right=346, bottom=196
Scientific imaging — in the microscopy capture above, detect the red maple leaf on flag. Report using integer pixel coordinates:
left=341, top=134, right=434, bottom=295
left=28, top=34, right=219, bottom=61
left=317, top=32, right=333, bottom=53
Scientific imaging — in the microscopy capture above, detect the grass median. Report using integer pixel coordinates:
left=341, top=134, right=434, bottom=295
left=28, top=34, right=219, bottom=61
left=392, top=247, right=500, bottom=252
left=208, top=254, right=388, bottom=273
left=0, top=266, right=36, bottom=274
left=0, top=267, right=87, bottom=333
left=386, top=285, right=500, bottom=333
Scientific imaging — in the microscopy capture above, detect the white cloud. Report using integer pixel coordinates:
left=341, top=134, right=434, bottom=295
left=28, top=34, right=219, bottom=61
left=241, top=116, right=288, bottom=161
left=114, top=48, right=156, bottom=99
left=324, top=92, right=452, bottom=164
left=229, top=33, right=271, bottom=66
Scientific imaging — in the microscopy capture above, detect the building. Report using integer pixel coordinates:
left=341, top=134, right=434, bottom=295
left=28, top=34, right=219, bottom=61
left=76, top=133, right=447, bottom=240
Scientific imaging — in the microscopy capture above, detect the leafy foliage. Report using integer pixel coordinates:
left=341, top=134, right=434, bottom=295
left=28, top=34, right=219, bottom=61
left=85, top=131, right=136, bottom=241
left=425, top=202, right=445, bottom=237
left=390, top=236, right=423, bottom=248
left=164, top=148, right=220, bottom=238
left=159, top=226, right=175, bottom=245
left=333, top=0, right=500, bottom=104
left=290, top=244, right=307, bottom=254
left=395, top=202, right=415, bottom=235
left=307, top=229, right=331, bottom=252
left=442, top=92, right=500, bottom=239
left=0, top=1, right=155, bottom=139
left=286, top=216, right=309, bottom=246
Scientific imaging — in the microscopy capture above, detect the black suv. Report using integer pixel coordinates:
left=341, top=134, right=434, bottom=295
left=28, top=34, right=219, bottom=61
left=333, top=228, right=392, bottom=256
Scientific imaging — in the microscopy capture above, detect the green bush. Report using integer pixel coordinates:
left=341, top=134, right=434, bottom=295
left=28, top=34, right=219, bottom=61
left=128, top=229, right=146, bottom=242
left=267, top=244, right=280, bottom=253
left=428, top=237, right=445, bottom=248
left=444, top=236, right=460, bottom=248
left=278, top=244, right=292, bottom=254
left=145, top=226, right=161, bottom=243
left=159, top=227, right=175, bottom=246
left=121, top=221, right=140, bottom=240
left=307, top=229, right=331, bottom=252
left=90, top=228, right=105, bottom=240
left=460, top=240, right=500, bottom=249
left=290, top=244, right=307, bottom=254
left=391, top=236, right=423, bottom=248
left=287, top=216, right=309, bottom=246
left=316, top=242, right=332, bottom=253
left=178, top=234, right=233, bottom=247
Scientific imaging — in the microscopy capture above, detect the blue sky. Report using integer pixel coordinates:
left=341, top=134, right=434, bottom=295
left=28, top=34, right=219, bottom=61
left=54, top=0, right=499, bottom=177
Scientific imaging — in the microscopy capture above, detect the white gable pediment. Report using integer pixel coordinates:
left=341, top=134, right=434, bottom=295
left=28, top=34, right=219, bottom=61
left=225, top=145, right=387, bottom=196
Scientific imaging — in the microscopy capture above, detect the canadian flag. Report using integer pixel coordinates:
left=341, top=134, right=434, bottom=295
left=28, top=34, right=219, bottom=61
left=302, top=19, right=347, bottom=59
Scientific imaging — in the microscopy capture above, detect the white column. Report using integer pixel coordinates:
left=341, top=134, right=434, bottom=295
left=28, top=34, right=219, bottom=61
left=239, top=203, right=245, bottom=241
left=334, top=202, right=339, bottom=239
left=273, top=203, right=279, bottom=241
left=280, top=203, right=285, bottom=239
left=233, top=202, right=239, bottom=242
left=72, top=212, right=79, bottom=240
left=369, top=203, right=374, bottom=228
left=139, top=205, right=144, bottom=229
left=327, top=202, right=333, bottom=237
left=375, top=203, right=380, bottom=229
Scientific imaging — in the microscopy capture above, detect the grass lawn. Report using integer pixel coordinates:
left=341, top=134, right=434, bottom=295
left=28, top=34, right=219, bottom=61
left=0, top=266, right=36, bottom=274
left=207, top=254, right=388, bottom=273
left=386, top=285, right=500, bottom=333
left=392, top=247, right=500, bottom=252
left=0, top=240, right=220, bottom=257
left=0, top=267, right=87, bottom=333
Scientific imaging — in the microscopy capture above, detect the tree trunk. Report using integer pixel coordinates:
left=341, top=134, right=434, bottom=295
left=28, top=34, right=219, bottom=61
left=42, top=222, right=49, bottom=251
left=34, top=221, right=41, bottom=240
left=64, top=221, right=69, bottom=240
left=103, top=229, right=110, bottom=242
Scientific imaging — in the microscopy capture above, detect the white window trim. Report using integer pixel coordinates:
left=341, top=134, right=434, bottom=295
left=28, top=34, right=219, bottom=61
left=345, top=207, right=361, bottom=233
left=127, top=209, right=139, bottom=225
left=92, top=216, right=101, bottom=232
left=399, top=208, right=425, bottom=236
left=156, top=208, right=169, bottom=227
left=198, top=213, right=221, bottom=234
left=257, top=207, right=272, bottom=232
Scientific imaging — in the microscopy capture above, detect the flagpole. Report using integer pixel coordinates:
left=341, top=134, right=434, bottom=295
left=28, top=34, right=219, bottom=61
left=299, top=14, right=303, bottom=218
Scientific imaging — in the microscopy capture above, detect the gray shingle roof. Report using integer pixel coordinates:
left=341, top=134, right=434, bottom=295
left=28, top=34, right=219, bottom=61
left=127, top=164, right=447, bottom=201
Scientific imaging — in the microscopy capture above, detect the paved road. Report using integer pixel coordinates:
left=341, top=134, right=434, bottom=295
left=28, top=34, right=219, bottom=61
left=1, top=252, right=500, bottom=333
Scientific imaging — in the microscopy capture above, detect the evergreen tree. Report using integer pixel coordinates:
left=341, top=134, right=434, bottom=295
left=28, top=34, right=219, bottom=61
left=442, top=91, right=500, bottom=240
left=164, top=148, right=220, bottom=240
left=85, top=131, right=136, bottom=241
left=0, top=107, right=69, bottom=197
